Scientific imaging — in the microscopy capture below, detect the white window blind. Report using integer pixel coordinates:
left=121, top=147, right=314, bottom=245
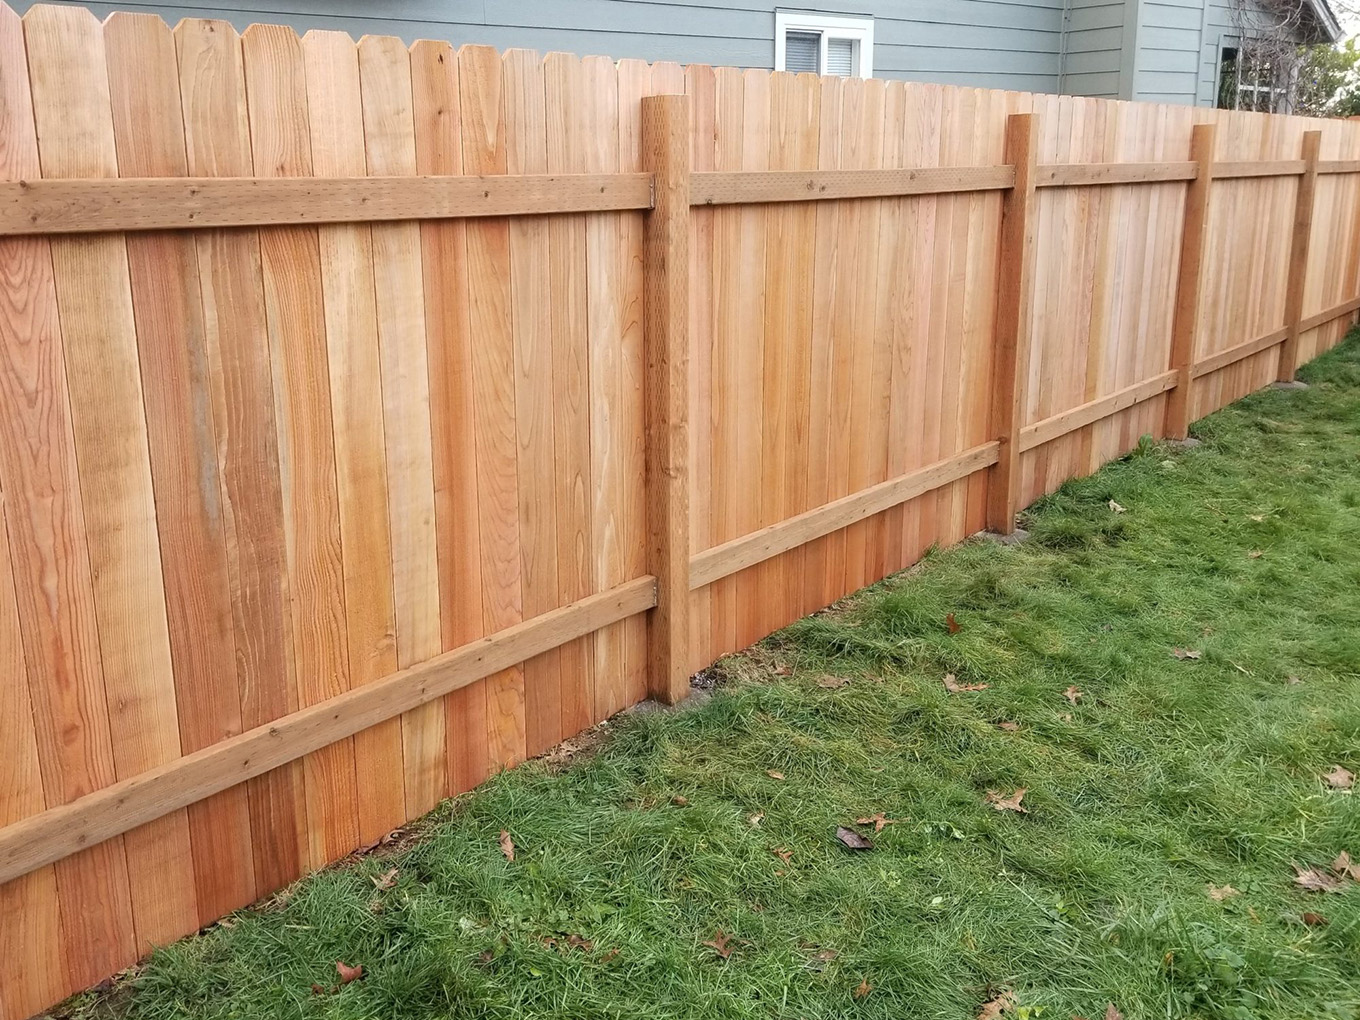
left=784, top=31, right=821, bottom=73
left=825, top=37, right=856, bottom=77
left=774, top=11, right=874, bottom=78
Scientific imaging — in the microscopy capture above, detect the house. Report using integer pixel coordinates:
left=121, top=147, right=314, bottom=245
left=12, top=0, right=1341, bottom=107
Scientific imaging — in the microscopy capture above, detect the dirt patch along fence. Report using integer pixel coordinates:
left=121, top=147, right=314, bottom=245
left=2, top=2, right=1360, bottom=1015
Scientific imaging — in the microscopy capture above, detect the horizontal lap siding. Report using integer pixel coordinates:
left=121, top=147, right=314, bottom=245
left=1062, top=0, right=1122, bottom=99
left=12, top=0, right=1064, bottom=93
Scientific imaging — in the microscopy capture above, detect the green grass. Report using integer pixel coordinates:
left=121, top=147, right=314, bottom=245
left=65, top=336, right=1360, bottom=1020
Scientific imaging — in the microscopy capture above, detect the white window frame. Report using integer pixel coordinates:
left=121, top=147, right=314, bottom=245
left=775, top=10, right=874, bottom=79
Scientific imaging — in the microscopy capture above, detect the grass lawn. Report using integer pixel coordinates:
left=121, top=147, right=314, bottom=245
left=66, top=335, right=1360, bottom=1020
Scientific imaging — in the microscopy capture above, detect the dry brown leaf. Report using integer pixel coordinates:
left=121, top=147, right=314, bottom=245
left=1104, top=1005, right=1124, bottom=1020
left=1108, top=500, right=1126, bottom=514
left=773, top=847, right=792, bottom=863
left=977, top=989, right=1015, bottom=1019
left=1063, top=686, right=1082, bottom=705
left=371, top=868, right=398, bottom=891
left=856, top=812, right=899, bottom=832
left=1287, top=675, right=1302, bottom=685
left=1249, top=513, right=1266, bottom=522
left=748, top=811, right=765, bottom=827
left=310, top=983, right=326, bottom=995
left=1248, top=550, right=1263, bottom=559
left=817, top=675, right=851, bottom=689
left=671, top=795, right=689, bottom=807
left=997, top=721, right=1021, bottom=732
left=1294, top=864, right=1346, bottom=893
left=1172, top=648, right=1202, bottom=660
left=805, top=948, right=838, bottom=971
left=336, top=961, right=363, bottom=985
left=1302, top=911, right=1329, bottom=926
left=1208, top=884, right=1240, bottom=901
left=986, top=788, right=1029, bottom=814
left=499, top=830, right=515, bottom=862
left=836, top=826, right=874, bottom=850
left=853, top=977, right=872, bottom=999
left=1332, top=851, right=1360, bottom=881
left=773, top=664, right=793, bottom=676
left=767, top=770, right=786, bottom=781
left=946, top=612, right=962, bottom=634
left=943, top=673, right=989, bottom=693
left=1060, top=712, right=1073, bottom=722
left=703, top=931, right=733, bottom=960
left=1325, top=765, right=1354, bottom=790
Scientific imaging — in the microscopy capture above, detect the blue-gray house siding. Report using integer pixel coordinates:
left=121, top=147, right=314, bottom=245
left=11, top=0, right=1067, bottom=93
left=7, top=0, right=1342, bottom=106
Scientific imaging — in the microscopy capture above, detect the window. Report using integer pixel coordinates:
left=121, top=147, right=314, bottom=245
left=775, top=10, right=874, bottom=78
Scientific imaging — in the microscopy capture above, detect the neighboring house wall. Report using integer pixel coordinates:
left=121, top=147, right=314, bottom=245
left=9, top=0, right=1066, bottom=93
left=1133, top=0, right=1204, bottom=103
left=1061, top=0, right=1124, bottom=99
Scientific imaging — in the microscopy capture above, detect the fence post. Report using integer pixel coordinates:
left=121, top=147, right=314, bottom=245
left=1164, top=122, right=1216, bottom=440
left=641, top=93, right=691, bottom=704
left=987, top=112, right=1039, bottom=535
left=1278, top=129, right=1322, bottom=382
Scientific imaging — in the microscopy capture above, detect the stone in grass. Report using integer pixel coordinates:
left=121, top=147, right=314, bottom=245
left=977, top=527, right=1030, bottom=547
left=1169, top=437, right=1202, bottom=450
left=1272, top=379, right=1310, bottom=391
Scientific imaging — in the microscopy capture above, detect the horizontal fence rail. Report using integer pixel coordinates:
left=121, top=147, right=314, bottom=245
left=3, top=6, right=1360, bottom=1018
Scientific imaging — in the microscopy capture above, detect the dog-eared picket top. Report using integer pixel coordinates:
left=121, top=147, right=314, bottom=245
left=2, top=4, right=1360, bottom=1016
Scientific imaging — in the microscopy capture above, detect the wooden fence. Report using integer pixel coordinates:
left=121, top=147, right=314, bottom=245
left=2, top=2, right=1359, bottom=1015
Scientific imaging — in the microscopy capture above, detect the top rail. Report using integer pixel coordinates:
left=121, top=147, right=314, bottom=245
left=689, top=165, right=1015, bottom=205
left=0, top=172, right=655, bottom=236
left=3, top=154, right=1357, bottom=237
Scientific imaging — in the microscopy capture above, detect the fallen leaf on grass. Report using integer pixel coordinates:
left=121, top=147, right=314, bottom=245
left=1302, top=912, right=1329, bottom=926
left=773, top=847, right=792, bottom=863
left=986, top=788, right=1029, bottom=814
left=1104, top=1006, right=1124, bottom=1020
left=1171, top=648, right=1202, bottom=660
left=336, top=961, right=363, bottom=985
left=773, top=664, right=793, bottom=676
left=1287, top=675, right=1302, bottom=685
left=1208, top=884, right=1240, bottom=901
left=1249, top=513, right=1266, bottom=522
left=499, top=830, right=515, bottom=862
left=998, top=721, right=1021, bottom=732
left=836, top=826, right=875, bottom=850
left=703, top=931, right=733, bottom=960
left=748, top=811, right=765, bottom=827
left=1248, top=550, right=1263, bottom=559
left=371, top=868, right=398, bottom=890
left=856, top=812, right=898, bottom=832
left=379, top=828, right=402, bottom=846
left=1293, top=864, right=1346, bottom=893
left=310, top=983, right=326, bottom=995
left=946, top=613, right=962, bottom=634
left=1333, top=851, right=1360, bottom=881
left=977, top=989, right=1015, bottom=1019
left=767, top=769, right=786, bottom=780
left=1063, top=686, right=1082, bottom=705
left=1108, top=500, right=1126, bottom=514
left=944, top=673, right=988, bottom=693
left=853, top=977, right=872, bottom=999
left=1325, top=765, right=1354, bottom=789
left=671, top=795, right=690, bottom=806
left=817, top=675, right=852, bottom=689
left=804, top=948, right=838, bottom=971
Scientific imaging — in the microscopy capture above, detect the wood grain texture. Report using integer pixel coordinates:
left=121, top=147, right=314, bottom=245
left=175, top=15, right=307, bottom=896
left=104, top=10, right=256, bottom=925
left=358, top=33, right=446, bottom=814
left=0, top=5, right=135, bottom=1000
left=412, top=38, right=489, bottom=796
left=505, top=47, right=563, bottom=753
left=301, top=28, right=405, bottom=849
left=0, top=173, right=653, bottom=235
left=27, top=3, right=199, bottom=954
left=242, top=21, right=359, bottom=869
